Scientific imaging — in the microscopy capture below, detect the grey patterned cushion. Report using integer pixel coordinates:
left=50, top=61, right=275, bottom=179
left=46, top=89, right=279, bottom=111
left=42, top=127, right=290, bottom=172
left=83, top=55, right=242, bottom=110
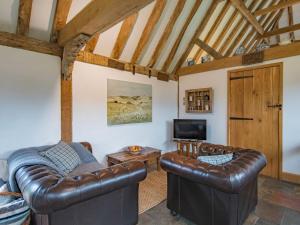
left=40, top=141, right=81, bottom=173
left=198, top=153, right=233, bottom=165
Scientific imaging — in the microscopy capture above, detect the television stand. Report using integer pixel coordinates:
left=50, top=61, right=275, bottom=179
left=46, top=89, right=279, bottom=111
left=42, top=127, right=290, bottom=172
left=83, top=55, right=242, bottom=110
left=174, top=140, right=203, bottom=158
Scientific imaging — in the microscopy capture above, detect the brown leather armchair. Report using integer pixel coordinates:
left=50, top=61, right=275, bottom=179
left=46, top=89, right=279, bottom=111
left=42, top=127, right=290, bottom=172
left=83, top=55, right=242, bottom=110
left=160, top=143, right=266, bottom=225
left=14, top=143, right=147, bottom=225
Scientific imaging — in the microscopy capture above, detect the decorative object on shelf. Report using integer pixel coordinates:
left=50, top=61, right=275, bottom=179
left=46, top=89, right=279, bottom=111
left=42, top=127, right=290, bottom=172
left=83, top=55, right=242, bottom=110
left=187, top=58, right=195, bottom=66
left=185, top=88, right=213, bottom=113
left=201, top=55, right=211, bottom=64
left=242, top=51, right=264, bottom=65
left=235, top=45, right=246, bottom=56
left=256, top=40, right=270, bottom=52
left=128, top=146, right=143, bottom=155
left=107, top=79, right=152, bottom=125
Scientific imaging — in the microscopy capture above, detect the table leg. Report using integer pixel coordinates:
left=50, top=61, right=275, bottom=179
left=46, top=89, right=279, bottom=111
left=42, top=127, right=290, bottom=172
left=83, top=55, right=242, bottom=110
left=157, top=157, right=161, bottom=171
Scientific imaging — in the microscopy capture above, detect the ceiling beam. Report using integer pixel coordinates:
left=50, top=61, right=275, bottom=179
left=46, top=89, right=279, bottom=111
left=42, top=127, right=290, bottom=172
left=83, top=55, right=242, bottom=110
left=194, top=1, right=230, bottom=62
left=230, top=0, right=264, bottom=35
left=262, top=23, right=300, bottom=38
left=131, top=0, right=167, bottom=64
left=173, top=0, right=219, bottom=74
left=178, top=42, right=300, bottom=76
left=254, top=0, right=300, bottom=16
left=195, top=39, right=223, bottom=59
left=162, top=0, right=202, bottom=72
left=111, top=13, right=138, bottom=59
left=58, top=0, right=154, bottom=46
left=16, top=0, right=33, bottom=36
left=76, top=51, right=175, bottom=81
left=0, top=31, right=62, bottom=57
left=287, top=6, right=295, bottom=41
left=51, top=0, right=73, bottom=42
left=147, top=0, right=186, bottom=68
left=84, top=33, right=100, bottom=53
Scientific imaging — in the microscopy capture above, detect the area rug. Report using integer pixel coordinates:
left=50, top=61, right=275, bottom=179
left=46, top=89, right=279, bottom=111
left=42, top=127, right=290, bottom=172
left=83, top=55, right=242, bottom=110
left=139, top=169, right=167, bottom=214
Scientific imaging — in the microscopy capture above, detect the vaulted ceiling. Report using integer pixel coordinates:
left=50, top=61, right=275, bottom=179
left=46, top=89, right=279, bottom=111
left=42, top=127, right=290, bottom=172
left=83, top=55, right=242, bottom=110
left=1, top=0, right=300, bottom=80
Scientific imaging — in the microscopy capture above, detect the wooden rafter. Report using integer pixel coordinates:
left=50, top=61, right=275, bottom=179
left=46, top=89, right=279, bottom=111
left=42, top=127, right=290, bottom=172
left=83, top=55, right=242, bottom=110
left=0, top=31, right=62, bottom=56
left=262, top=23, right=300, bottom=38
left=254, top=0, right=300, bottom=16
left=287, top=6, right=295, bottom=41
left=195, top=39, right=223, bottom=59
left=76, top=51, right=174, bottom=81
left=178, top=41, right=300, bottom=75
left=194, top=1, right=231, bottom=62
left=147, top=0, right=186, bottom=68
left=16, top=0, right=33, bottom=36
left=225, top=0, right=269, bottom=57
left=230, top=0, right=264, bottom=35
left=162, top=0, right=202, bottom=72
left=84, top=33, right=100, bottom=53
left=58, top=0, right=154, bottom=47
left=131, top=0, right=166, bottom=64
left=218, top=0, right=258, bottom=56
left=111, top=13, right=138, bottom=59
left=51, top=0, right=73, bottom=42
left=173, top=0, right=219, bottom=74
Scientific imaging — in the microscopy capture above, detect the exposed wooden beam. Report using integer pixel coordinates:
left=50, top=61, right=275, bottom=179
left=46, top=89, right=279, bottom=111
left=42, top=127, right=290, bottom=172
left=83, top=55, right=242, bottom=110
left=262, top=23, right=300, bottom=37
left=162, top=0, right=202, bottom=72
left=178, top=42, right=300, bottom=75
left=219, top=0, right=258, bottom=55
left=147, top=0, right=186, bottom=68
left=0, top=31, right=62, bottom=56
left=51, top=0, right=73, bottom=42
left=224, top=0, right=269, bottom=56
left=254, top=0, right=300, bottom=16
left=84, top=32, right=100, bottom=53
left=111, top=13, right=138, bottom=59
left=58, top=0, right=154, bottom=46
left=288, top=6, right=295, bottom=41
left=76, top=51, right=175, bottom=80
left=16, top=0, right=33, bottom=36
left=194, top=1, right=231, bottom=62
left=173, top=0, right=219, bottom=74
left=195, top=39, right=223, bottom=59
left=230, top=0, right=264, bottom=35
left=61, top=79, right=72, bottom=142
left=131, top=0, right=166, bottom=64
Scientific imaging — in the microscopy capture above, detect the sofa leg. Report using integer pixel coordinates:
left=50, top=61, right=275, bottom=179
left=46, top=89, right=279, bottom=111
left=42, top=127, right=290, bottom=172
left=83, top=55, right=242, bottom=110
left=170, top=210, right=178, bottom=216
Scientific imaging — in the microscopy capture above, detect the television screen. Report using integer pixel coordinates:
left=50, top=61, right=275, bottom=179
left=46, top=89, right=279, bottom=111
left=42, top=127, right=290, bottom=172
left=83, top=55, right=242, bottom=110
left=173, top=119, right=206, bottom=140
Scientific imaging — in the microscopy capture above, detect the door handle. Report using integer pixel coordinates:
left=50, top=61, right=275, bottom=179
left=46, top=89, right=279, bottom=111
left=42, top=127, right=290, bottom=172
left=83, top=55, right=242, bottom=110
left=267, top=104, right=282, bottom=110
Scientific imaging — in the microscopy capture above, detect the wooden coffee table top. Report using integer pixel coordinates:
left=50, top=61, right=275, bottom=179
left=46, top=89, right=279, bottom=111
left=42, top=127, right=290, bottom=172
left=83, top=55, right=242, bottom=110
left=107, top=147, right=161, bottom=164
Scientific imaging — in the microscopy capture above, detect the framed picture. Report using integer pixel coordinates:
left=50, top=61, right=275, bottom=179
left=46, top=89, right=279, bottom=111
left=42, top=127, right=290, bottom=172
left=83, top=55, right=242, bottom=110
left=107, top=79, right=152, bottom=125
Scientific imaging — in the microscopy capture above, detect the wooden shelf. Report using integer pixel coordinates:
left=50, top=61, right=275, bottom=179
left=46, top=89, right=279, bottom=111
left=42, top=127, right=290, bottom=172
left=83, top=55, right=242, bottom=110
left=185, top=88, right=213, bottom=113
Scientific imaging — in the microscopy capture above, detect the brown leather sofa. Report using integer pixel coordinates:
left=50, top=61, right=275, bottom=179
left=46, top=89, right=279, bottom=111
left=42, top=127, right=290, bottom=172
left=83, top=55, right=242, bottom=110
left=160, top=143, right=266, bottom=225
left=14, top=142, right=147, bottom=225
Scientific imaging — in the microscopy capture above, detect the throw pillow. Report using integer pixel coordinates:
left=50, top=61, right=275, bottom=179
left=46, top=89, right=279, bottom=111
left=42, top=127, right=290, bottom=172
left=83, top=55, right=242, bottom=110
left=197, top=153, right=233, bottom=165
left=40, top=141, right=81, bottom=174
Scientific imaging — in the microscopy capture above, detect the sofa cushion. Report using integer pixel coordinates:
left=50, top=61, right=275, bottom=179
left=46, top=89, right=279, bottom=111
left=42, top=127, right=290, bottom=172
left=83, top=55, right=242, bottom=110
left=197, top=153, right=233, bottom=165
left=69, top=162, right=105, bottom=176
left=40, top=141, right=81, bottom=173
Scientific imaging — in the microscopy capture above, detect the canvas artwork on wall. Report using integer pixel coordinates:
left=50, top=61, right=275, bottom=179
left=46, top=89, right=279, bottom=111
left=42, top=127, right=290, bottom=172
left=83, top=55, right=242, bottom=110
left=107, top=79, right=152, bottom=125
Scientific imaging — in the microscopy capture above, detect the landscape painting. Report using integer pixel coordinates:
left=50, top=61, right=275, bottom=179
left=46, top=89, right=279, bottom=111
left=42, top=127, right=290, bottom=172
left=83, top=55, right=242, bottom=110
left=107, top=79, right=152, bottom=125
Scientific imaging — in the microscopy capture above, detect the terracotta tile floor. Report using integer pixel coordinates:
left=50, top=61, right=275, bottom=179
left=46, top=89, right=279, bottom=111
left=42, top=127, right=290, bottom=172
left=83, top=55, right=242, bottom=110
left=138, top=176, right=300, bottom=225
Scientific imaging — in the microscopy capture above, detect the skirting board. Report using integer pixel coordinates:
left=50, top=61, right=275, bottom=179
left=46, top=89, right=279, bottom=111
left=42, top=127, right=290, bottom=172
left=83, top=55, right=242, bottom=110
left=281, top=172, right=300, bottom=185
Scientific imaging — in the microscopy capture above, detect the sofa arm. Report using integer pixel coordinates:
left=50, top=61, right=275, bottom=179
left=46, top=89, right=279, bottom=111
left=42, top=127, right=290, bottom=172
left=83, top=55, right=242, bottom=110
left=160, top=150, right=266, bottom=193
left=15, top=161, right=146, bottom=214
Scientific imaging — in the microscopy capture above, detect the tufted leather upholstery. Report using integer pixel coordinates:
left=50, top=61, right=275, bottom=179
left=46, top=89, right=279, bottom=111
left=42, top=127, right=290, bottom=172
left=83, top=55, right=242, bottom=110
left=14, top=143, right=147, bottom=225
left=160, top=143, right=266, bottom=225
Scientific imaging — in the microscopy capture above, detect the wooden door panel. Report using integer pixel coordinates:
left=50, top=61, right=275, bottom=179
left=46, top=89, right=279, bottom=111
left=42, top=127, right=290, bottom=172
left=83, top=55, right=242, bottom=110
left=229, top=72, right=244, bottom=117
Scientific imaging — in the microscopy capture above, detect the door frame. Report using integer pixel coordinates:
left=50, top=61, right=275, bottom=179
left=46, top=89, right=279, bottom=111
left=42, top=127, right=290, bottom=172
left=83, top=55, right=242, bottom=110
left=227, top=62, right=283, bottom=179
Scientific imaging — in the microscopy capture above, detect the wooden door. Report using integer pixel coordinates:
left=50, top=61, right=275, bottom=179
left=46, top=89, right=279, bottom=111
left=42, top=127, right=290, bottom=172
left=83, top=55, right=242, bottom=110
left=228, top=63, right=282, bottom=178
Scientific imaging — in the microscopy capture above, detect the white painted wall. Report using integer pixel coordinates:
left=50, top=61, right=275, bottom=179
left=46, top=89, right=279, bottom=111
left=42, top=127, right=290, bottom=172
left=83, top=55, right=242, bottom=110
left=72, top=62, right=178, bottom=164
left=179, top=56, right=300, bottom=175
left=0, top=46, right=61, bottom=159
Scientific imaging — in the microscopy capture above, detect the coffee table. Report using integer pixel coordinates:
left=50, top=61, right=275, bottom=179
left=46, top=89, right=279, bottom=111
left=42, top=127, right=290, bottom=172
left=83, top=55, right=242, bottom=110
left=107, top=147, right=161, bottom=171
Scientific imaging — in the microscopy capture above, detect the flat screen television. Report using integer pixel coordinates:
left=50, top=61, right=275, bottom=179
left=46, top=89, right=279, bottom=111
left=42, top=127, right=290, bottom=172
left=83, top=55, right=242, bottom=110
left=173, top=119, right=206, bottom=141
